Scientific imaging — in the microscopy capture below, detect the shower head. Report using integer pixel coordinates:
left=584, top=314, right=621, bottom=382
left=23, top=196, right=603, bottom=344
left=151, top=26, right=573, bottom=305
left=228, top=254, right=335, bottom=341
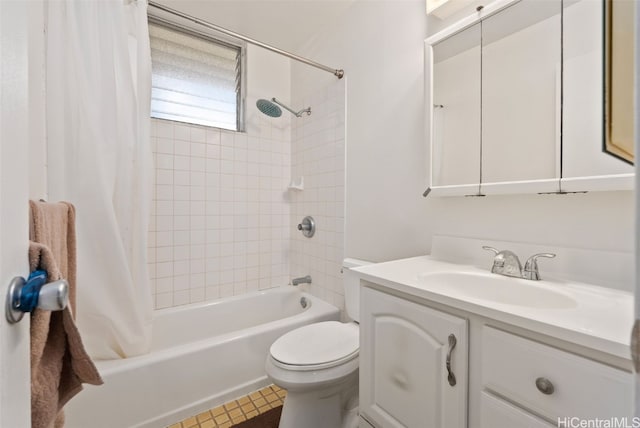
left=256, top=97, right=311, bottom=118
left=256, top=99, right=282, bottom=118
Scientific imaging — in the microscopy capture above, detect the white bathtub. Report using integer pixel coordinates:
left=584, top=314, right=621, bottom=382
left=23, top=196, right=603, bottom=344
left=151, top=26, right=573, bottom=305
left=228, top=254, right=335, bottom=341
left=65, top=287, right=340, bottom=428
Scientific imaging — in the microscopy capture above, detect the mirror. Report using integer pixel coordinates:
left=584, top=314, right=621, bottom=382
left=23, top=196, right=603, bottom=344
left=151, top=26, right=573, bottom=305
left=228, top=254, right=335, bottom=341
left=426, top=0, right=634, bottom=197
left=562, top=0, right=633, bottom=184
left=604, top=0, right=635, bottom=164
left=481, top=0, right=561, bottom=185
left=431, top=23, right=481, bottom=189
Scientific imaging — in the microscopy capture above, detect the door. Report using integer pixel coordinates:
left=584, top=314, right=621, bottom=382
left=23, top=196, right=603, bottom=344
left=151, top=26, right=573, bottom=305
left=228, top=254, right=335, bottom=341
left=0, top=0, right=33, bottom=425
left=360, top=287, right=468, bottom=428
left=635, top=0, right=640, bottom=417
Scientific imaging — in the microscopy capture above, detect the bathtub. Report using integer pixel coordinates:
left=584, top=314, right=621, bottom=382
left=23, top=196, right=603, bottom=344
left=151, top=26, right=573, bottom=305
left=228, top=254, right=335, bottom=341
left=65, top=287, right=339, bottom=428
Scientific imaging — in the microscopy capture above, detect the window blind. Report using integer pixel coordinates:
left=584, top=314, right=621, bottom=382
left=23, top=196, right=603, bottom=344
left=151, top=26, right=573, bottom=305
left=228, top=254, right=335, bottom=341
left=149, top=21, right=242, bottom=131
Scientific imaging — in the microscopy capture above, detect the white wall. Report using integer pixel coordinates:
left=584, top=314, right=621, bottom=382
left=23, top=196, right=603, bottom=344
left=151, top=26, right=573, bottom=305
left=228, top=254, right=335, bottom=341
left=293, top=0, right=634, bottom=290
left=292, top=0, right=432, bottom=262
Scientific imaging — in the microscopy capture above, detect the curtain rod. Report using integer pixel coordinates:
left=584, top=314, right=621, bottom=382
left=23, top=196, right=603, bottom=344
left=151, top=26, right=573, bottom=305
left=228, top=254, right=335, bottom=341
left=147, top=1, right=344, bottom=79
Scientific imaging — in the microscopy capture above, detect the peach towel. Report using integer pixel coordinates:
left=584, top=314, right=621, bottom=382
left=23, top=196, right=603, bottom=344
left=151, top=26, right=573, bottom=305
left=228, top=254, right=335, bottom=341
left=29, top=200, right=102, bottom=428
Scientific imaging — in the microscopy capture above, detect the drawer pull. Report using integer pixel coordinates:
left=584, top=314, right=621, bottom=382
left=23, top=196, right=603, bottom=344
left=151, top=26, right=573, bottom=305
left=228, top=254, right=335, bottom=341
left=535, top=377, right=554, bottom=395
left=446, top=334, right=457, bottom=386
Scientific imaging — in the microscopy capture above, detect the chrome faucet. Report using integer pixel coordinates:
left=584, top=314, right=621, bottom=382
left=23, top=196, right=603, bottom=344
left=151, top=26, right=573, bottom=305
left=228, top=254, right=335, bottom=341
left=483, top=246, right=556, bottom=281
left=482, top=246, right=523, bottom=278
left=291, top=275, right=312, bottom=286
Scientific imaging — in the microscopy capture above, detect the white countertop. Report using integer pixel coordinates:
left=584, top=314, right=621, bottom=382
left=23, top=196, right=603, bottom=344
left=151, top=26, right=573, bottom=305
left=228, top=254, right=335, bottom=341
left=352, top=256, right=633, bottom=361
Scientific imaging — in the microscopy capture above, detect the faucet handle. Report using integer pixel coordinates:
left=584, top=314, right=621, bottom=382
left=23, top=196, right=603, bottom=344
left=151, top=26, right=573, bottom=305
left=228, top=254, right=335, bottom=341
left=482, top=246, right=500, bottom=256
left=523, top=253, right=556, bottom=280
left=525, top=253, right=556, bottom=265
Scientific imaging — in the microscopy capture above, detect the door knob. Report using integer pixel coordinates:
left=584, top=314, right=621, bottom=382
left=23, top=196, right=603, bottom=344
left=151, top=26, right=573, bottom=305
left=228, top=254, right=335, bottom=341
left=5, top=271, right=69, bottom=324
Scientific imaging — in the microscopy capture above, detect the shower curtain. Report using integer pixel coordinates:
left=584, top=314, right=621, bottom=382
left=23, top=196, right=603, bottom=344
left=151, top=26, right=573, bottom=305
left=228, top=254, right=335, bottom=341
left=45, top=0, right=153, bottom=359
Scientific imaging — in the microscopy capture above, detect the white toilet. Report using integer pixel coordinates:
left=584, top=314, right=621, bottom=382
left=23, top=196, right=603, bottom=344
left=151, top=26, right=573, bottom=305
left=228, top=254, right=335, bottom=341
left=265, top=259, right=369, bottom=428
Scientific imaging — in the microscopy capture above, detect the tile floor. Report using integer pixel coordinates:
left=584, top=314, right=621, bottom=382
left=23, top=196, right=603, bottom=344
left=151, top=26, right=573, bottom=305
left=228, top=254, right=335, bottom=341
left=168, top=385, right=287, bottom=428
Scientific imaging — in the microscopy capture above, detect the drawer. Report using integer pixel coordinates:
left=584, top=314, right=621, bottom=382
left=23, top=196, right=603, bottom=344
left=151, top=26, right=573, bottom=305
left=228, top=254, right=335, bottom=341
left=481, top=326, right=632, bottom=421
left=359, top=416, right=375, bottom=428
left=480, top=391, right=554, bottom=428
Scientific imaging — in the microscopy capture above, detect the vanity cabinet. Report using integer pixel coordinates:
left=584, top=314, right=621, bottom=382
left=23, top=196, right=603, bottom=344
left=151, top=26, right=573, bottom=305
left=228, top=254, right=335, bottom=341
left=359, top=287, right=468, bottom=428
left=359, top=283, right=633, bottom=428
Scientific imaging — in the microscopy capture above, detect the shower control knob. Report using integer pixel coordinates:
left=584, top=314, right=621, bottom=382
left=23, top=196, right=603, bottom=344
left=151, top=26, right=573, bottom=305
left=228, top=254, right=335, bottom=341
left=297, top=216, right=315, bottom=238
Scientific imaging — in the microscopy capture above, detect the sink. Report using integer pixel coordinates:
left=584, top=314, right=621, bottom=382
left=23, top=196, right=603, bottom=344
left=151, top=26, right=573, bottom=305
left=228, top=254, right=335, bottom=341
left=417, top=271, right=577, bottom=309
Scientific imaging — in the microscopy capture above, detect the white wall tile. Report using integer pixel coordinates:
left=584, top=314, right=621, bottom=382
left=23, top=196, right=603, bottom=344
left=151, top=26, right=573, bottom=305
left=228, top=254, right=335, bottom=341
left=174, top=155, right=190, bottom=171
left=190, top=126, right=206, bottom=144
left=174, top=124, right=191, bottom=142
left=156, top=292, right=173, bottom=309
left=173, top=290, right=190, bottom=306
left=156, top=121, right=173, bottom=139
left=174, top=140, right=190, bottom=156
left=149, top=113, right=291, bottom=308
left=290, top=81, right=346, bottom=310
left=205, top=129, right=221, bottom=145
left=156, top=138, right=174, bottom=154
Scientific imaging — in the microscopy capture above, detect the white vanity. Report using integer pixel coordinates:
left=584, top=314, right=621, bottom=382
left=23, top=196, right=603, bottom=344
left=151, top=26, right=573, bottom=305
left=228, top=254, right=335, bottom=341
left=352, top=239, right=633, bottom=428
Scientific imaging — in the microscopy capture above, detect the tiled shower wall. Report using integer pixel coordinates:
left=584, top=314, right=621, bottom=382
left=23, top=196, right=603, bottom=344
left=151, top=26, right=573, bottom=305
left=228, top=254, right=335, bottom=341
left=289, top=80, right=346, bottom=312
left=147, top=84, right=346, bottom=311
left=148, top=100, right=292, bottom=309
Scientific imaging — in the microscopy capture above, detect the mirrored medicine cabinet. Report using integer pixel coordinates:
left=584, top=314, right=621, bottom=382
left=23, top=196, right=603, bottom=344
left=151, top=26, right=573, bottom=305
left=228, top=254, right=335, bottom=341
left=425, top=0, right=634, bottom=197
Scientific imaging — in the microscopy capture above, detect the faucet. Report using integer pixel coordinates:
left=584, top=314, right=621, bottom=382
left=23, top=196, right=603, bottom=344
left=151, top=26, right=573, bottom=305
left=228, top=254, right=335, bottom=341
left=292, top=275, right=312, bottom=286
left=483, top=246, right=556, bottom=280
left=482, top=246, right=523, bottom=278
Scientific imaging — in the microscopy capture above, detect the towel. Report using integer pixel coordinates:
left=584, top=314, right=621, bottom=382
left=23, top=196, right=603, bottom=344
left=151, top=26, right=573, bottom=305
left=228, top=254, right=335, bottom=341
left=29, top=200, right=103, bottom=428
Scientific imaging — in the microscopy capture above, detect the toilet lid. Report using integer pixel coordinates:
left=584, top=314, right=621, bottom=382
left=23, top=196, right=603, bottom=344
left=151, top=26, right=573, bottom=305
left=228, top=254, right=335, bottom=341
left=270, top=321, right=359, bottom=369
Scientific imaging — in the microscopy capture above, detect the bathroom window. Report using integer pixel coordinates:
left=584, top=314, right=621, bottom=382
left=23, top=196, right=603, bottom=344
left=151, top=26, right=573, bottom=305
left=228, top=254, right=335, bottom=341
left=149, top=19, right=245, bottom=131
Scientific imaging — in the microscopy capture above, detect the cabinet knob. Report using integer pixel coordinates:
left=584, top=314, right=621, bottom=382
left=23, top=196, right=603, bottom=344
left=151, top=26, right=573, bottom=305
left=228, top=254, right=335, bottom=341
left=535, top=377, right=554, bottom=395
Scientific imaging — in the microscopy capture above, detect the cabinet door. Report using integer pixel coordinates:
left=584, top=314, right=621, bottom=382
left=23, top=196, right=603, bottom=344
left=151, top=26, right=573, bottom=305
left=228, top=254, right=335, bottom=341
left=561, top=0, right=634, bottom=191
left=430, top=23, right=481, bottom=192
left=360, top=287, right=468, bottom=428
left=481, top=0, right=561, bottom=191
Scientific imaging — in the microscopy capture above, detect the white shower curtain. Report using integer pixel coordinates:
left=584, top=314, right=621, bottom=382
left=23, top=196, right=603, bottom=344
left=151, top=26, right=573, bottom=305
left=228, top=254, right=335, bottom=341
left=46, top=0, right=153, bottom=359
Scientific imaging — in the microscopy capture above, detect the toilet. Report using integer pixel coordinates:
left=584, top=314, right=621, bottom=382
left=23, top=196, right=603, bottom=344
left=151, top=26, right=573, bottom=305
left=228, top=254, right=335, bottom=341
left=265, top=259, right=369, bottom=428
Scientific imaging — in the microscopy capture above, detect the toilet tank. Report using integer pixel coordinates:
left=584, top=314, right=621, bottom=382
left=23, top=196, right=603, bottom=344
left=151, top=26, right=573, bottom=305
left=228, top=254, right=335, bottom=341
left=342, top=258, right=371, bottom=322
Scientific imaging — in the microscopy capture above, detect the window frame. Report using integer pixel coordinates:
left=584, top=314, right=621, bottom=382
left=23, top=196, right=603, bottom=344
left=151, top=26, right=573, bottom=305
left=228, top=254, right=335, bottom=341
left=147, top=15, right=247, bottom=132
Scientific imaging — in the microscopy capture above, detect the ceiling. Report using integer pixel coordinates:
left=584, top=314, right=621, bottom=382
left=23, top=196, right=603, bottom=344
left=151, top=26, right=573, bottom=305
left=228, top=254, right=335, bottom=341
left=151, top=0, right=357, bottom=52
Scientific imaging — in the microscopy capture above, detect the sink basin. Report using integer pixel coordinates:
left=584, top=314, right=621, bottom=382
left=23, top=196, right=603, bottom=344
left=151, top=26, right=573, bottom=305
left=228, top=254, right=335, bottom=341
left=417, top=271, right=577, bottom=309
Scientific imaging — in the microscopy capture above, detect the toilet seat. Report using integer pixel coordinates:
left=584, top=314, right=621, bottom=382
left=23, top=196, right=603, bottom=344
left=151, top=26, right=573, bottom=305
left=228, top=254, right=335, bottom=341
left=270, top=321, right=359, bottom=371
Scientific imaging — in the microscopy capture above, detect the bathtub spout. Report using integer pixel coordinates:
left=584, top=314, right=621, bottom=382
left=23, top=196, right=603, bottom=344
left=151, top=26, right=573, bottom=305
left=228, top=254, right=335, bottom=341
left=291, top=275, right=312, bottom=286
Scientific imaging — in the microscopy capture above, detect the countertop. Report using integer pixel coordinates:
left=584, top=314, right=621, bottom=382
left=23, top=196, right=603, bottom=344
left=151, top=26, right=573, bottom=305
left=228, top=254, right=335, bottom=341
left=352, top=256, right=633, bottom=361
